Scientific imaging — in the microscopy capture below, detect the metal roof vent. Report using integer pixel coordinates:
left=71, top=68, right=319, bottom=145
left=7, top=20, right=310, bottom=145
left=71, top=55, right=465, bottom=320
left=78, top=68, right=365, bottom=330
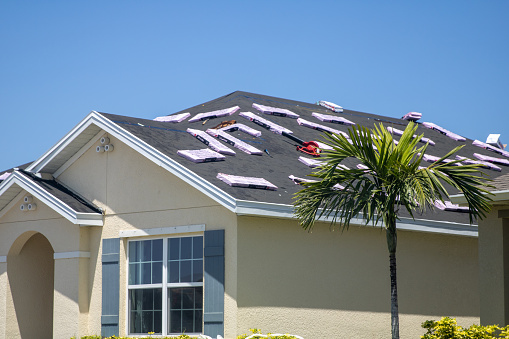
left=486, top=134, right=504, bottom=150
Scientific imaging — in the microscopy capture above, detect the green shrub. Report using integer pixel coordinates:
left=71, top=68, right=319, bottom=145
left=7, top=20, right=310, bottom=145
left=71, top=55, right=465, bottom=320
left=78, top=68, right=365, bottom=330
left=236, top=328, right=302, bottom=339
left=421, top=317, right=509, bottom=338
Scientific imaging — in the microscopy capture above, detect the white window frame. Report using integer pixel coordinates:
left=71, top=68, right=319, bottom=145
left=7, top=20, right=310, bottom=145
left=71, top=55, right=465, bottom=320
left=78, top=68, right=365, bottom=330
left=126, top=232, right=204, bottom=336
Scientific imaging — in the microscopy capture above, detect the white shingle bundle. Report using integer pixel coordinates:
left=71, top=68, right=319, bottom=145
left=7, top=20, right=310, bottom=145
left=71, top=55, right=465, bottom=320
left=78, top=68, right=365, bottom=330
left=401, top=112, right=422, bottom=121
left=473, top=153, right=509, bottom=166
left=177, top=149, right=225, bottom=163
left=434, top=200, right=469, bottom=213
left=206, top=129, right=263, bottom=155
left=218, top=123, right=262, bottom=137
left=188, top=106, right=240, bottom=123
left=472, top=140, right=509, bottom=158
left=312, top=112, right=355, bottom=126
left=0, top=172, right=11, bottom=180
left=386, top=126, right=435, bottom=146
left=217, top=173, right=277, bottom=190
left=186, top=128, right=236, bottom=155
left=252, top=103, right=299, bottom=118
left=421, top=153, right=462, bottom=166
left=239, top=112, right=293, bottom=135
left=317, top=100, right=343, bottom=113
left=455, top=155, right=501, bottom=172
left=296, top=118, right=349, bottom=138
left=422, top=122, right=466, bottom=141
left=298, top=156, right=323, bottom=168
left=288, top=175, right=344, bottom=190
left=154, top=112, right=191, bottom=123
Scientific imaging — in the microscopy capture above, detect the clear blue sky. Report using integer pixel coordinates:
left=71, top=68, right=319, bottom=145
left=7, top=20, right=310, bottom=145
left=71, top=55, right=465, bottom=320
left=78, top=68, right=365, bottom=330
left=1, top=1, right=508, bottom=171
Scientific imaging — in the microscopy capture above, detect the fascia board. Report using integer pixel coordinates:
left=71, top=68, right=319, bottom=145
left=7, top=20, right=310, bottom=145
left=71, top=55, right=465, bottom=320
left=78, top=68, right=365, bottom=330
left=0, top=172, right=103, bottom=226
left=235, top=199, right=477, bottom=237
left=30, top=111, right=237, bottom=212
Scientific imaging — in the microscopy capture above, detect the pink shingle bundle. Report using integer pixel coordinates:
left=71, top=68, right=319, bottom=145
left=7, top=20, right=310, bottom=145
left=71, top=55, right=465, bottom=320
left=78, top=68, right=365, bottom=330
left=357, top=164, right=369, bottom=170
left=239, top=112, right=293, bottom=135
left=218, top=123, right=262, bottom=137
left=312, top=113, right=355, bottom=126
left=386, top=126, right=435, bottom=146
left=252, top=103, right=299, bottom=118
left=421, top=154, right=462, bottom=166
left=422, top=122, right=466, bottom=141
left=455, top=155, right=501, bottom=172
left=401, top=112, right=422, bottom=121
left=472, top=140, right=509, bottom=158
left=298, top=156, right=323, bottom=168
left=154, top=112, right=191, bottom=123
left=186, top=128, right=236, bottom=155
left=317, top=100, right=343, bottom=113
left=288, top=175, right=344, bottom=190
left=314, top=141, right=333, bottom=150
left=296, top=118, right=349, bottom=138
left=434, top=200, right=469, bottom=213
left=206, top=129, right=263, bottom=155
left=177, top=149, right=225, bottom=163
left=0, top=172, right=11, bottom=180
left=188, top=106, right=240, bottom=123
left=473, top=153, right=509, bottom=166
left=217, top=173, right=277, bottom=190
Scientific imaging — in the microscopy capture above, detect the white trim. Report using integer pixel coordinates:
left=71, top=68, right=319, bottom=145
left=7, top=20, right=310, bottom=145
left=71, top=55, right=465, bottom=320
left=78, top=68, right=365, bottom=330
left=235, top=199, right=478, bottom=237
left=54, top=251, right=91, bottom=260
left=0, top=171, right=103, bottom=226
left=119, top=224, right=205, bottom=238
left=53, top=130, right=104, bottom=178
left=0, top=256, right=6, bottom=263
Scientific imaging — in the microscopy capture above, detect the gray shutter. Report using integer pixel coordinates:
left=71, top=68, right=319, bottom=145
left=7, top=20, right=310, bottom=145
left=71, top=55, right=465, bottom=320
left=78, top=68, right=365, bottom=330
left=203, top=229, right=225, bottom=337
left=101, top=238, right=120, bottom=337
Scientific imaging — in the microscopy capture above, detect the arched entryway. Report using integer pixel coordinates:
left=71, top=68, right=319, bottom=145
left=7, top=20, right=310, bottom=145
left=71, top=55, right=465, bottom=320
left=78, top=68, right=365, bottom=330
left=7, top=232, right=54, bottom=339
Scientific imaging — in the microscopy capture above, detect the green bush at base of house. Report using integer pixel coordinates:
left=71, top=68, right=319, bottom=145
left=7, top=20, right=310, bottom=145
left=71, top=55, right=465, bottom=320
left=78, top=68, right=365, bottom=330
left=422, top=317, right=509, bottom=338
left=236, top=328, right=301, bottom=339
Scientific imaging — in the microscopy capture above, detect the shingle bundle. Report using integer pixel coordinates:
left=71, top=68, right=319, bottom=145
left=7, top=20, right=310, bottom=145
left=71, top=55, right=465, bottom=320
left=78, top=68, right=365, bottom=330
left=218, top=123, right=262, bottom=137
left=421, top=153, right=462, bottom=166
left=252, top=103, right=299, bottom=118
left=401, top=112, right=422, bottom=121
left=455, top=155, right=501, bottom=172
left=288, top=175, right=345, bottom=190
left=0, top=172, right=11, bottom=180
left=422, top=122, right=466, bottom=141
left=217, top=173, right=277, bottom=190
left=154, top=112, right=191, bottom=123
left=386, top=126, right=435, bottom=146
left=473, top=153, right=509, bottom=166
left=317, top=100, right=343, bottom=113
left=298, top=156, right=323, bottom=168
left=434, top=200, right=469, bottom=213
left=239, top=112, right=293, bottom=135
left=472, top=140, right=509, bottom=158
left=312, top=112, right=355, bottom=126
left=177, top=149, right=225, bottom=163
left=189, top=106, right=240, bottom=123
left=186, top=128, right=236, bottom=155
left=206, top=129, right=263, bottom=155
left=296, top=118, right=349, bottom=138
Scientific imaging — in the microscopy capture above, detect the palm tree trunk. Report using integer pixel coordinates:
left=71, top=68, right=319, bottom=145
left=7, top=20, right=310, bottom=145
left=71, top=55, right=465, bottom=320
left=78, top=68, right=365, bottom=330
left=386, top=218, right=399, bottom=339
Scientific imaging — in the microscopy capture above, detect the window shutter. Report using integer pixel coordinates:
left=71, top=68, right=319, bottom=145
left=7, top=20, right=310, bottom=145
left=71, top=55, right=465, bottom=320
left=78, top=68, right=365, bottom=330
left=203, top=229, right=225, bottom=337
left=101, top=238, right=120, bottom=337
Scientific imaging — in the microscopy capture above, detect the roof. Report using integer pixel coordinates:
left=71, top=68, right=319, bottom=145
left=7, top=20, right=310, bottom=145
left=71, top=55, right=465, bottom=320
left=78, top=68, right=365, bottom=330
left=0, top=170, right=103, bottom=225
left=7, top=90, right=509, bottom=231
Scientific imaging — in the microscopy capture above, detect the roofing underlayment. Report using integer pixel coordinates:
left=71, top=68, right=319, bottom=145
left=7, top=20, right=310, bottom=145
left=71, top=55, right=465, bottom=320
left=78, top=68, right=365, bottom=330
left=2, top=91, right=508, bottom=225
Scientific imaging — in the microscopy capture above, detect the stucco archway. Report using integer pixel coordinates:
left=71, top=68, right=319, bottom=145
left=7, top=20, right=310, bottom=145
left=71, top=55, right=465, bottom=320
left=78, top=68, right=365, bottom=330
left=7, top=232, right=54, bottom=339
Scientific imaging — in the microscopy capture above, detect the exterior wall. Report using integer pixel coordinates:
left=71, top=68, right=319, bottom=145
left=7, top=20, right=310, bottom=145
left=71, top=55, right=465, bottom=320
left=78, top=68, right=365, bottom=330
left=57, top=134, right=239, bottom=337
left=478, top=205, right=509, bottom=326
left=236, top=216, right=479, bottom=339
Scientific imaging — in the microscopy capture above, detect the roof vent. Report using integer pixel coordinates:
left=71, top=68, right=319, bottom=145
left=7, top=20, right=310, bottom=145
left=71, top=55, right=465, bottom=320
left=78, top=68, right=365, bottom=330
left=401, top=112, right=422, bottom=121
left=486, top=134, right=504, bottom=150
left=317, top=101, right=343, bottom=113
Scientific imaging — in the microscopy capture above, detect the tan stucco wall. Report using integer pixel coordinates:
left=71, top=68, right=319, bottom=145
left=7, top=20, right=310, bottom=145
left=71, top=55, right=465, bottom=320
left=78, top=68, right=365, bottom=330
left=57, top=134, right=239, bottom=337
left=236, top=216, right=479, bottom=339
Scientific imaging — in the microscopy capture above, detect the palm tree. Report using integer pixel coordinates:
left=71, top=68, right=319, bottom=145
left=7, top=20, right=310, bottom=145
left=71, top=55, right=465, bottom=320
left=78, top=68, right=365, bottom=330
left=293, top=122, right=492, bottom=339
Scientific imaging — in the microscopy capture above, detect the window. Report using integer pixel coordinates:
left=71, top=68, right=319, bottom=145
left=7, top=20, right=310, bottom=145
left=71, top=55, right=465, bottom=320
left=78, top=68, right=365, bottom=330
left=128, top=236, right=203, bottom=335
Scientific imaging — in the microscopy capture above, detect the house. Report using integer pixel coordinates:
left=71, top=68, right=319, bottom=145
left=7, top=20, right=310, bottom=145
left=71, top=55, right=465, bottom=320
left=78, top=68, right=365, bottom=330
left=0, top=91, right=506, bottom=339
